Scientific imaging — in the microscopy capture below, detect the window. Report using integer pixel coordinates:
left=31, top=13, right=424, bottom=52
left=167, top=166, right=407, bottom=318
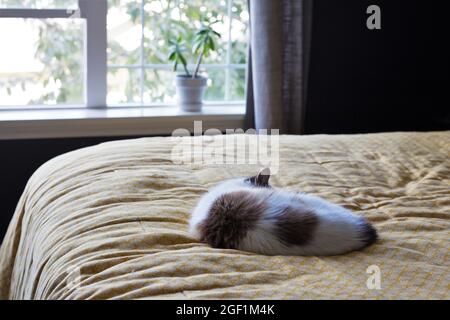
left=0, top=18, right=84, bottom=105
left=0, top=0, right=249, bottom=108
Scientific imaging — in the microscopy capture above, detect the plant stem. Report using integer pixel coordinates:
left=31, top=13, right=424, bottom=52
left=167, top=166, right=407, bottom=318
left=183, top=63, right=191, bottom=77
left=193, top=46, right=205, bottom=79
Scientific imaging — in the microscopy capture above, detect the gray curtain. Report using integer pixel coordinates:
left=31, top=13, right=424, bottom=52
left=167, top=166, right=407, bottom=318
left=245, top=0, right=313, bottom=134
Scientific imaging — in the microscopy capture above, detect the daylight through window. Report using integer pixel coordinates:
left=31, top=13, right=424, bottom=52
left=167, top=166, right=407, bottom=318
left=0, top=0, right=249, bottom=107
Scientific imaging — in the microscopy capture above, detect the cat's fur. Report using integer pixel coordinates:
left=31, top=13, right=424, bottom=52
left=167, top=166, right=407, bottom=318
left=189, top=168, right=377, bottom=256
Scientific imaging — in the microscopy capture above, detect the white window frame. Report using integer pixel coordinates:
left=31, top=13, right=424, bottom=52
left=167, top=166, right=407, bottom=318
left=0, top=0, right=247, bottom=109
left=0, top=0, right=107, bottom=108
left=0, top=1, right=246, bottom=141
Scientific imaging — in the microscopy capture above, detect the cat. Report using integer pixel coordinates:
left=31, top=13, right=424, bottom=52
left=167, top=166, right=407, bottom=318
left=189, top=168, right=378, bottom=256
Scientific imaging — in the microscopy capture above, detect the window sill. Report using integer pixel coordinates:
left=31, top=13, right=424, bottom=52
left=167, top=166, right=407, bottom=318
left=0, top=105, right=246, bottom=140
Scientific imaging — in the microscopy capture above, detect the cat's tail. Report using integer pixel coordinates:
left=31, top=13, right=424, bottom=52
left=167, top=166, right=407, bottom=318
left=359, top=219, right=378, bottom=247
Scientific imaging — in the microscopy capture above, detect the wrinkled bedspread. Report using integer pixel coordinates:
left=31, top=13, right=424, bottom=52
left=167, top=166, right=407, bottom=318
left=1, top=131, right=449, bottom=299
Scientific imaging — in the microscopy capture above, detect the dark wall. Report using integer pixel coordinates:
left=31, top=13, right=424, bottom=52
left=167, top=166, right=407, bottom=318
left=305, top=0, right=447, bottom=134
left=0, top=136, right=144, bottom=242
left=0, top=1, right=447, bottom=241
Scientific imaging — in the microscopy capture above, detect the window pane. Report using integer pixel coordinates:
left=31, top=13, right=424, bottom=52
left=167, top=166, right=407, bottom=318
left=0, top=0, right=77, bottom=8
left=144, top=0, right=228, bottom=66
left=229, top=68, right=246, bottom=100
left=143, top=69, right=175, bottom=104
left=107, top=68, right=141, bottom=104
left=0, top=18, right=84, bottom=106
left=107, top=0, right=141, bottom=65
left=106, top=0, right=249, bottom=105
left=204, top=69, right=225, bottom=101
left=231, top=0, right=248, bottom=64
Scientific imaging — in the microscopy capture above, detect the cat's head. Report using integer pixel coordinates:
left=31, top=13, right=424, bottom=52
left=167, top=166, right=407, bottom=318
left=244, top=167, right=272, bottom=188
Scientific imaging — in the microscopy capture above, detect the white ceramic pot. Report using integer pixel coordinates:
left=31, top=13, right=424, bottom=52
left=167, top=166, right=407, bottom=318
left=175, top=75, right=207, bottom=112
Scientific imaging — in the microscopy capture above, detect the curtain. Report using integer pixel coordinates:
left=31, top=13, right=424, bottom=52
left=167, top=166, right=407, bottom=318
left=245, top=0, right=313, bottom=134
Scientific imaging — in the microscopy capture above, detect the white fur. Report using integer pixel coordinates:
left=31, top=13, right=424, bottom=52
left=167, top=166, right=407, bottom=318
left=189, top=177, right=374, bottom=256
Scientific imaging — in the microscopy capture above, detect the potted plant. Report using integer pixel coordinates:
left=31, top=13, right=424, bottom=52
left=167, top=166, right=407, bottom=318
left=168, top=24, right=221, bottom=112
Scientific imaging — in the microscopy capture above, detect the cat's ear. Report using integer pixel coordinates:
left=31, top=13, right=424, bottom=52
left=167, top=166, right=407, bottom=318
left=255, top=167, right=271, bottom=187
left=245, top=167, right=271, bottom=187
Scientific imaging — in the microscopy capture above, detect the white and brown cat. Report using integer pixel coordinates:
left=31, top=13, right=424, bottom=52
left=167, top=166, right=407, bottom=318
left=189, top=168, right=377, bottom=256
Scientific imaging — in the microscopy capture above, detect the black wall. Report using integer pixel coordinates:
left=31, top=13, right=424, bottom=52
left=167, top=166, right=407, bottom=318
left=0, top=136, right=144, bottom=242
left=0, top=0, right=447, bottom=241
left=305, top=0, right=447, bottom=134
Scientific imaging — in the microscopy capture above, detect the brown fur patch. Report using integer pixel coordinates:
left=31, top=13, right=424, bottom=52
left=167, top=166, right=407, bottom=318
left=199, top=191, right=265, bottom=249
left=275, top=207, right=318, bottom=246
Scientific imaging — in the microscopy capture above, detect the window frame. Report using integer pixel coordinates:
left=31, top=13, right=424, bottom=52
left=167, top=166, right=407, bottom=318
left=0, top=0, right=247, bottom=109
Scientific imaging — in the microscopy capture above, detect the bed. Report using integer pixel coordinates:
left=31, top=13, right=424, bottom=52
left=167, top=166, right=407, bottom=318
left=0, top=131, right=449, bottom=299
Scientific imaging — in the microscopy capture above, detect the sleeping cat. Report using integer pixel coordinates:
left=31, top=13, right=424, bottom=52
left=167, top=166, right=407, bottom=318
left=189, top=168, right=377, bottom=256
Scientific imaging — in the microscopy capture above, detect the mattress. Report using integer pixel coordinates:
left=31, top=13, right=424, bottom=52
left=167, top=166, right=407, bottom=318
left=0, top=131, right=449, bottom=299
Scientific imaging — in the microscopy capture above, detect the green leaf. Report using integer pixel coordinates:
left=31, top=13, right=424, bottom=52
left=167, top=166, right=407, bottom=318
left=179, top=54, right=187, bottom=67
left=208, top=37, right=215, bottom=50
left=193, top=39, right=203, bottom=53
left=196, top=29, right=208, bottom=36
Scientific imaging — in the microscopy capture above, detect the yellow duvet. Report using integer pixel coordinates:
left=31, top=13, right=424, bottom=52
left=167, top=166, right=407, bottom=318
left=0, top=131, right=449, bottom=299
